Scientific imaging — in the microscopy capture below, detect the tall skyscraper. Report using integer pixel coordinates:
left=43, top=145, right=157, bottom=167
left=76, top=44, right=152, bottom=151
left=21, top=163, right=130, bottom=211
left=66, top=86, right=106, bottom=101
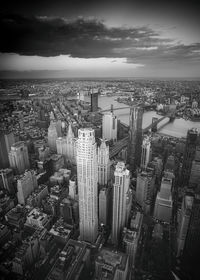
left=56, top=123, right=76, bottom=164
left=9, top=141, right=30, bottom=174
left=184, top=193, right=200, bottom=257
left=112, top=162, right=130, bottom=245
left=102, top=113, right=118, bottom=142
left=48, top=121, right=58, bottom=152
left=136, top=170, right=155, bottom=214
left=97, top=139, right=110, bottom=186
left=0, top=168, right=14, bottom=194
left=140, top=136, right=152, bottom=170
left=154, top=176, right=173, bottom=223
left=99, top=187, right=111, bottom=226
left=181, top=128, right=199, bottom=186
left=91, top=90, right=98, bottom=112
left=77, top=128, right=98, bottom=243
left=189, top=146, right=200, bottom=188
left=0, top=132, right=15, bottom=168
left=128, top=106, right=143, bottom=172
left=177, top=193, right=194, bottom=257
left=17, top=170, right=38, bottom=205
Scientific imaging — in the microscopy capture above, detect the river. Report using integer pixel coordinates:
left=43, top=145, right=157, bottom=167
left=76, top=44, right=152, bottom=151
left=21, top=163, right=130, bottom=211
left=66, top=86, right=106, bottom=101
left=84, top=95, right=200, bottom=138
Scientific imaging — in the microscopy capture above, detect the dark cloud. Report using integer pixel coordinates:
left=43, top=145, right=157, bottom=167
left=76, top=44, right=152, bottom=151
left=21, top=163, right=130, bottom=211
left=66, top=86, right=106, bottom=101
left=0, top=14, right=167, bottom=57
left=0, top=14, right=200, bottom=68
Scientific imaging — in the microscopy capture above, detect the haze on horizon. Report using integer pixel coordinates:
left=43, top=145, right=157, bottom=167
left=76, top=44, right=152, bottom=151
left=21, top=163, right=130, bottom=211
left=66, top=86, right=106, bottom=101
left=1, top=0, right=200, bottom=79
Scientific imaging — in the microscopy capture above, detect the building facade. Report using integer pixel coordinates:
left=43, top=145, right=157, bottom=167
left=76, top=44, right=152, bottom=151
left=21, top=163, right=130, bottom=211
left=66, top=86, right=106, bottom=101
left=77, top=128, right=98, bottom=243
left=128, top=106, right=143, bottom=173
left=112, top=162, right=130, bottom=245
left=97, top=139, right=110, bottom=186
left=9, top=141, right=30, bottom=174
left=102, top=113, right=118, bottom=142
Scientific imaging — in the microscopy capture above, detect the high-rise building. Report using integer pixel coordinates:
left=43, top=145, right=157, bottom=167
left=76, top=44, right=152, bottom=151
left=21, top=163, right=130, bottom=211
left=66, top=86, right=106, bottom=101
left=0, top=168, right=14, bottom=194
left=56, top=120, right=62, bottom=137
left=91, top=90, right=98, bottom=112
left=48, top=121, right=58, bottom=152
left=95, top=248, right=129, bottom=280
left=184, top=193, right=200, bottom=258
left=8, top=141, right=30, bottom=174
left=181, top=128, right=199, bottom=186
left=56, top=123, right=76, bottom=164
left=0, top=132, right=15, bottom=168
left=122, top=228, right=138, bottom=269
left=99, top=187, right=111, bottom=226
left=136, top=170, right=155, bottom=214
left=112, top=162, right=130, bottom=245
left=97, top=139, right=110, bottom=186
left=141, top=136, right=152, bottom=170
left=102, top=113, right=118, bottom=142
left=77, top=128, right=98, bottom=243
left=177, top=193, right=194, bottom=257
left=189, top=146, right=200, bottom=188
left=154, top=176, right=173, bottom=223
left=128, top=106, right=143, bottom=172
left=17, top=170, right=38, bottom=205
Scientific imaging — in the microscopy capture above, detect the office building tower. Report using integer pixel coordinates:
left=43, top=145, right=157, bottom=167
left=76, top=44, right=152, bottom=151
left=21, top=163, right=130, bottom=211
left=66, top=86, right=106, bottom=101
left=177, top=193, right=194, bottom=257
left=56, top=123, right=76, bottom=164
left=184, top=194, right=200, bottom=258
left=0, top=168, right=14, bottom=194
left=136, top=171, right=155, bottom=214
left=189, top=146, right=200, bottom=188
left=91, top=90, right=98, bottom=112
left=56, top=120, right=62, bottom=137
left=48, top=121, right=58, bottom=152
left=102, top=113, right=118, bottom=142
left=122, top=228, right=138, bottom=269
left=141, top=136, right=152, bottom=170
left=8, top=141, right=30, bottom=174
left=97, top=139, right=111, bottom=186
left=128, top=106, right=143, bottom=172
left=112, top=162, right=130, bottom=245
left=69, top=179, right=77, bottom=200
left=181, top=128, right=199, bottom=186
left=17, top=170, right=38, bottom=205
left=38, top=145, right=50, bottom=161
left=0, top=132, right=15, bottom=168
left=154, top=176, right=173, bottom=223
left=77, top=128, right=98, bottom=243
left=99, top=187, right=111, bottom=226
left=60, top=197, right=79, bottom=225
left=95, top=248, right=129, bottom=280
left=47, top=239, right=91, bottom=280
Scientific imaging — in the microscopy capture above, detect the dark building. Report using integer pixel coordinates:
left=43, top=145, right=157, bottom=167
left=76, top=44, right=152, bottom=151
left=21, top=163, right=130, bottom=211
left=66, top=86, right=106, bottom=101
left=91, top=91, right=98, bottom=112
left=0, top=132, right=15, bottom=168
left=181, top=128, right=199, bottom=187
left=128, top=106, right=143, bottom=173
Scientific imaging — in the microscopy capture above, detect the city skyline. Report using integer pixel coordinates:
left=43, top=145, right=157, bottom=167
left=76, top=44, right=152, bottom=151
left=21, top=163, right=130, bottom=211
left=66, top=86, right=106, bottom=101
left=1, top=0, right=200, bottom=78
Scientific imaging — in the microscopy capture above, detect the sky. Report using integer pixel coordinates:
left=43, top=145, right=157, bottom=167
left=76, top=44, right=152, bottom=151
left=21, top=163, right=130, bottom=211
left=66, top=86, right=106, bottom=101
left=0, top=0, right=200, bottom=78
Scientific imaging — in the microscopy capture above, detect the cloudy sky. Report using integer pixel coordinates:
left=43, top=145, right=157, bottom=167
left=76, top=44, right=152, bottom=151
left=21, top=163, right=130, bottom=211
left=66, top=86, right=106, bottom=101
left=0, top=0, right=200, bottom=78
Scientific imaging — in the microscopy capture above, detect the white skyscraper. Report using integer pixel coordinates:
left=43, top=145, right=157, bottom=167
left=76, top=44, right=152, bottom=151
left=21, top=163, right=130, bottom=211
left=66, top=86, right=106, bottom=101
left=17, top=170, right=38, bottom=204
left=9, top=141, right=30, bottom=174
left=141, top=136, right=152, bottom=170
left=77, top=128, right=98, bottom=243
left=56, top=123, right=76, bottom=164
left=112, top=162, right=130, bottom=245
left=102, top=113, right=118, bottom=141
left=48, top=121, right=58, bottom=152
left=97, top=139, right=110, bottom=186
